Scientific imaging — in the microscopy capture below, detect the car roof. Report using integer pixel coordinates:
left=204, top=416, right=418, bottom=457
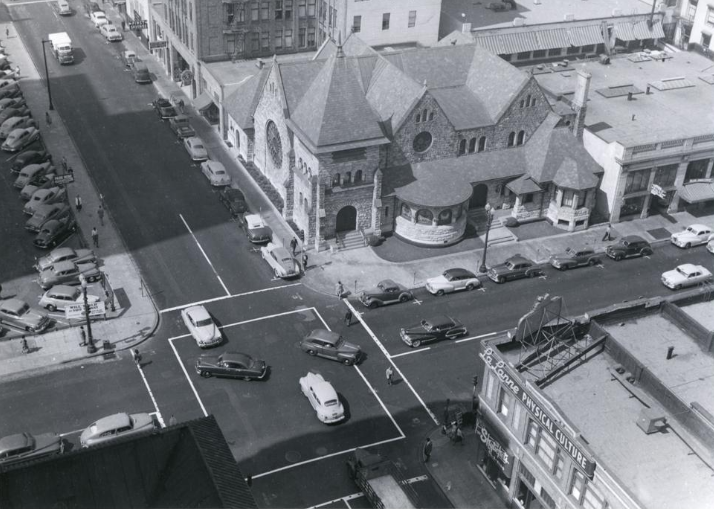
left=186, top=305, right=211, bottom=321
left=444, top=268, right=473, bottom=278
left=271, top=246, right=292, bottom=259
left=506, top=254, right=530, bottom=263
left=621, top=235, right=646, bottom=243
left=47, top=285, right=79, bottom=297
left=223, top=188, right=244, bottom=199
left=0, top=433, right=30, bottom=452
left=378, top=279, right=398, bottom=287
left=94, top=412, right=130, bottom=431
left=1, top=298, right=28, bottom=313
left=220, top=352, right=252, bottom=364
left=307, top=329, right=340, bottom=345
left=204, top=160, right=224, bottom=171
left=678, top=263, right=704, bottom=272
left=52, top=260, right=78, bottom=272
left=172, top=114, right=189, bottom=121
left=245, top=214, right=265, bottom=228
left=49, top=247, right=74, bottom=258
left=687, top=224, right=711, bottom=231
left=32, top=189, right=52, bottom=198
left=424, top=315, right=456, bottom=327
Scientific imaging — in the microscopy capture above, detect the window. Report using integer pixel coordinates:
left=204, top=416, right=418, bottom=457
left=578, top=190, right=587, bottom=208
left=685, top=159, right=709, bottom=183
left=536, top=431, right=557, bottom=469
left=654, top=164, right=677, bottom=187
left=468, top=138, right=476, bottom=153
left=570, top=471, right=586, bottom=502
left=519, top=99, right=525, bottom=108
left=416, top=209, right=433, bottom=224
left=625, top=168, right=651, bottom=193
left=261, top=31, right=270, bottom=48
left=353, top=15, right=361, bottom=32
left=408, top=10, right=416, bottom=28
left=422, top=108, right=428, bottom=120
left=275, top=0, right=282, bottom=19
left=251, top=32, right=260, bottom=50
left=344, top=171, right=351, bottom=184
left=554, top=452, right=565, bottom=479
left=526, top=95, right=531, bottom=107
left=517, top=51, right=530, bottom=60
left=523, top=193, right=533, bottom=204
left=261, top=1, right=269, bottom=20
left=416, top=113, right=421, bottom=123
left=299, top=27, right=306, bottom=46
left=533, top=49, right=546, bottom=58
left=382, top=12, right=390, bottom=30
left=298, top=191, right=303, bottom=205
left=517, top=130, right=525, bottom=145
left=562, top=189, right=574, bottom=207
left=275, top=29, right=283, bottom=49
left=567, top=46, right=580, bottom=55
left=485, top=371, right=495, bottom=400
left=285, top=0, right=292, bottom=19
left=384, top=206, right=389, bottom=217
left=707, top=7, right=714, bottom=26
left=307, top=0, right=315, bottom=17
left=304, top=197, right=309, bottom=209
left=458, top=139, right=466, bottom=155
left=413, top=131, right=433, bottom=153
left=285, top=29, right=292, bottom=47
left=497, top=387, right=513, bottom=417
left=400, top=203, right=412, bottom=219
left=548, top=48, right=562, bottom=56
left=251, top=3, right=259, bottom=21
left=508, top=132, right=516, bottom=147
left=512, top=402, right=522, bottom=432
left=429, top=111, right=434, bottom=120
left=328, top=6, right=333, bottom=27
left=583, top=485, right=606, bottom=509
left=225, top=3, right=235, bottom=24
left=437, top=209, right=452, bottom=225
left=308, top=27, right=316, bottom=45
left=298, top=0, right=306, bottom=17
left=478, top=136, right=486, bottom=152
left=531, top=98, right=537, bottom=107
left=354, top=170, right=362, bottom=183
left=332, top=173, right=341, bottom=187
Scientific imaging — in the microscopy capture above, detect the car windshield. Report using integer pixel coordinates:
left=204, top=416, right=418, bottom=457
left=196, top=318, right=213, bottom=327
left=675, top=267, right=690, bottom=277
left=421, top=320, right=434, bottom=331
left=194, top=144, right=204, bottom=150
left=17, top=303, right=29, bottom=314
left=324, top=399, right=338, bottom=407
left=505, top=261, right=516, bottom=269
left=215, top=170, right=225, bottom=175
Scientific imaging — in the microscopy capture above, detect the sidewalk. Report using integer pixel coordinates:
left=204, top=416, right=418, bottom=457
left=0, top=19, right=158, bottom=381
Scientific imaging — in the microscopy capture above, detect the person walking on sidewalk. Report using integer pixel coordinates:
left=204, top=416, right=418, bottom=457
left=290, top=237, right=298, bottom=256
left=79, top=326, right=86, bottom=346
left=301, top=252, right=308, bottom=270
left=336, top=281, right=344, bottom=299
left=131, top=348, right=141, bottom=367
left=21, top=336, right=29, bottom=354
left=602, top=223, right=612, bottom=242
left=386, top=366, right=394, bottom=386
left=344, top=310, right=353, bottom=326
left=91, top=227, right=99, bottom=248
left=61, top=156, right=68, bottom=173
left=75, top=195, right=83, bottom=213
left=97, top=205, right=105, bottom=226
left=422, top=437, right=433, bottom=462
left=178, top=99, right=185, bottom=114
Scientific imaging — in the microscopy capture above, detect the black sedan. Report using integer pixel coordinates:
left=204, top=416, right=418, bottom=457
left=400, top=315, right=467, bottom=348
left=487, top=254, right=544, bottom=283
left=152, top=97, right=177, bottom=120
left=219, top=187, right=248, bottom=217
left=33, top=216, right=77, bottom=249
left=195, top=352, right=267, bottom=380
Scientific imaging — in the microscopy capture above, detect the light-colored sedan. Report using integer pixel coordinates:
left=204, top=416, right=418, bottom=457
left=183, top=136, right=208, bottom=161
left=34, top=246, right=97, bottom=272
left=260, top=242, right=301, bottom=279
left=39, top=284, right=100, bottom=312
left=80, top=412, right=158, bottom=448
left=0, top=298, right=50, bottom=333
left=0, top=116, right=37, bottom=139
left=299, top=372, right=345, bottom=424
left=661, top=264, right=713, bottom=290
left=708, top=239, right=714, bottom=255
left=670, top=224, right=714, bottom=249
left=90, top=11, right=108, bottom=28
left=23, top=186, right=66, bottom=215
left=200, top=160, right=231, bottom=186
left=425, top=268, right=481, bottom=296
left=38, top=260, right=102, bottom=290
left=2, top=126, right=40, bottom=152
left=13, top=162, right=53, bottom=189
left=181, top=305, right=222, bottom=348
left=100, top=24, right=122, bottom=41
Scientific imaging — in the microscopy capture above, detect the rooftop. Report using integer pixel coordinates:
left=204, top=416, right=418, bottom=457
left=533, top=51, right=714, bottom=146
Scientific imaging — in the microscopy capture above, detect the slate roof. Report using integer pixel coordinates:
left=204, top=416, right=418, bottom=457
left=507, top=175, right=542, bottom=194
left=224, top=67, right=271, bottom=130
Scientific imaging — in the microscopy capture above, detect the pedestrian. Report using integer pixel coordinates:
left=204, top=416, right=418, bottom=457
left=602, top=223, right=612, bottom=242
left=454, top=426, right=464, bottom=446
left=336, top=281, right=344, bottom=299
left=386, top=366, right=394, bottom=386
left=45, top=111, right=52, bottom=125
left=290, top=237, right=298, bottom=256
left=21, top=336, right=29, bottom=354
left=178, top=99, right=185, bottom=113
left=344, top=309, right=353, bottom=326
left=79, top=326, right=86, bottom=346
left=75, top=195, right=83, bottom=213
left=97, top=206, right=105, bottom=226
left=423, top=437, right=433, bottom=462
left=301, top=252, right=308, bottom=269
left=131, top=348, right=141, bottom=366
left=169, top=414, right=177, bottom=426
left=61, top=156, right=67, bottom=172
left=99, top=192, right=105, bottom=205
left=121, top=20, right=126, bottom=32
left=91, top=227, right=99, bottom=248
left=6, top=28, right=9, bottom=38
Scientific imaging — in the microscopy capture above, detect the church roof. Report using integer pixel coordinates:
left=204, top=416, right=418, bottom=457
left=224, top=67, right=271, bottom=130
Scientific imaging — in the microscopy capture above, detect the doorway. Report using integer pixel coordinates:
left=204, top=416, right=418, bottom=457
left=470, top=184, right=488, bottom=209
left=336, top=206, right=357, bottom=232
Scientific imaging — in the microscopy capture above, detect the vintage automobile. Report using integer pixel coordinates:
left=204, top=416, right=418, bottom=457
left=0, top=298, right=50, bottom=332
left=33, top=216, right=77, bottom=249
left=35, top=247, right=96, bottom=272
left=100, top=23, right=122, bottom=41
left=241, top=213, right=272, bottom=243
left=2, top=126, right=40, bottom=152
left=38, top=284, right=100, bottom=312
left=0, top=96, right=27, bottom=113
left=425, top=268, right=481, bottom=295
left=14, top=162, right=54, bottom=189
left=606, top=235, right=653, bottom=261
left=260, top=242, right=300, bottom=279
left=0, top=107, right=31, bottom=130
left=20, top=173, right=57, bottom=201
left=180, top=305, right=222, bottom=348
left=0, top=115, right=37, bottom=139
left=0, top=432, right=64, bottom=466
left=548, top=247, right=602, bottom=270
left=80, top=412, right=158, bottom=447
left=121, top=50, right=137, bottom=67
left=38, top=260, right=102, bottom=290
left=670, top=224, right=714, bottom=249
left=10, top=149, right=52, bottom=174
left=169, top=114, right=195, bottom=138
left=152, top=97, right=176, bottom=119
left=299, top=329, right=361, bottom=365
left=708, top=239, right=714, bottom=255
left=661, top=264, right=713, bottom=290
left=0, top=84, right=22, bottom=101
left=183, top=136, right=208, bottom=161
left=299, top=372, right=345, bottom=424
left=400, top=315, right=468, bottom=348
left=218, top=187, right=247, bottom=217
left=200, top=160, right=231, bottom=186
left=195, top=352, right=267, bottom=380
left=359, top=279, right=414, bottom=308
left=26, top=203, right=71, bottom=233
left=90, top=10, right=108, bottom=28
left=23, top=187, right=66, bottom=216
left=487, top=255, right=544, bottom=283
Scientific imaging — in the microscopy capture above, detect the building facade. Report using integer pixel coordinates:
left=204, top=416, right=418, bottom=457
left=674, top=0, right=714, bottom=55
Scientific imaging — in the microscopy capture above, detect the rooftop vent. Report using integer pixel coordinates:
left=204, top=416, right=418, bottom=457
left=636, top=408, right=667, bottom=435
left=649, top=77, right=695, bottom=91
left=564, top=13, right=575, bottom=21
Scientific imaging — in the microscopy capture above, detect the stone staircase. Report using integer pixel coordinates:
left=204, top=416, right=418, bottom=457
left=333, top=230, right=366, bottom=252
left=468, top=209, right=517, bottom=246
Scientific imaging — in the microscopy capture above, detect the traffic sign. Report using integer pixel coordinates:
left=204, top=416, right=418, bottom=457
left=129, top=21, right=147, bottom=30
left=149, top=40, right=167, bottom=50
left=54, top=174, right=75, bottom=185
left=64, top=301, right=106, bottom=320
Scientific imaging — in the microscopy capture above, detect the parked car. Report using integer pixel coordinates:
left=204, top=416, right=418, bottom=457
left=241, top=213, right=272, bottom=243
left=548, top=247, right=602, bottom=270
left=670, top=224, right=714, bottom=249
left=0, top=298, right=50, bottom=332
left=168, top=114, right=195, bottom=138
left=661, top=264, right=713, bottom=290
left=80, top=412, right=158, bottom=448
left=152, top=97, right=176, bottom=119
left=90, top=10, right=108, bottom=28
left=26, top=203, right=71, bottom=232
left=35, top=247, right=97, bottom=272
left=2, top=126, right=40, bottom=152
left=300, top=329, right=361, bottom=365
left=39, top=284, right=100, bottom=312
left=100, top=23, right=122, bottom=41
left=606, top=235, right=653, bottom=261
left=425, top=268, right=481, bottom=296
left=13, top=162, right=54, bottom=189
left=359, top=279, right=413, bottom=308
left=195, top=352, right=267, bottom=380
left=1, top=115, right=36, bottom=139
left=200, top=160, right=231, bottom=186
left=708, top=239, right=714, bottom=255
left=180, top=305, right=221, bottom=348
left=130, top=61, right=151, bottom=84
left=10, top=149, right=52, bottom=174
left=0, top=83, right=22, bottom=101
left=38, top=260, right=102, bottom=290
left=0, top=432, right=63, bottom=466
left=299, top=372, right=345, bottom=424
left=218, top=187, right=247, bottom=217
left=260, top=242, right=300, bottom=279
left=121, top=50, right=137, bottom=67
left=0, top=106, right=31, bottom=130
left=33, top=216, right=77, bottom=249
left=0, top=96, right=26, bottom=112
left=183, top=136, right=208, bottom=161
left=399, top=315, right=467, bottom=348
left=20, top=173, right=56, bottom=201
left=487, top=255, right=544, bottom=283
left=23, top=187, right=66, bottom=216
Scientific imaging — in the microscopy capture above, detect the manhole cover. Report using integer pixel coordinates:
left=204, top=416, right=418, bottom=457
left=315, top=446, right=328, bottom=455
left=285, top=451, right=302, bottom=463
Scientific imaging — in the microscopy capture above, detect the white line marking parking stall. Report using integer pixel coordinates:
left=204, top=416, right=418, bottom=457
left=179, top=213, right=231, bottom=296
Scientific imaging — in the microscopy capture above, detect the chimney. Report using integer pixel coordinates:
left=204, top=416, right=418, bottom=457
left=572, top=70, right=591, bottom=141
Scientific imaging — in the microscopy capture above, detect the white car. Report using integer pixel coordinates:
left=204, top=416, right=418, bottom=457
left=80, top=412, right=157, bottom=448
left=661, top=264, right=713, bottom=290
left=425, top=268, right=481, bottom=296
left=299, top=372, right=345, bottom=424
left=670, top=224, right=714, bottom=249
left=708, top=239, right=714, bottom=255
left=0, top=116, right=37, bottom=139
left=260, top=242, right=300, bottom=279
left=180, top=305, right=222, bottom=348
left=183, top=136, right=208, bottom=161
left=2, top=126, right=40, bottom=152
left=91, top=11, right=108, bottom=28
left=100, top=24, right=122, bottom=41
left=200, top=160, right=231, bottom=187
left=23, top=187, right=66, bottom=215
left=38, top=284, right=101, bottom=312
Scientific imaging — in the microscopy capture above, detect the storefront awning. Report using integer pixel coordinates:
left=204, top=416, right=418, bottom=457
left=473, top=23, right=604, bottom=54
left=678, top=179, right=714, bottom=203
left=194, top=92, right=214, bottom=112
left=614, top=19, right=666, bottom=41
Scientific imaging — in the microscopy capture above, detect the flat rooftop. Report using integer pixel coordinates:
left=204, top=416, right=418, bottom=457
left=681, top=300, right=714, bottom=331
left=440, top=0, right=651, bottom=35
left=534, top=51, right=714, bottom=146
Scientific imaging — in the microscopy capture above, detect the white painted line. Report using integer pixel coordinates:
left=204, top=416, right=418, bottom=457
left=168, top=336, right=209, bottom=417
left=253, top=434, right=404, bottom=479
left=390, top=347, right=431, bottom=358
left=159, top=282, right=302, bottom=314
left=455, top=331, right=500, bottom=344
left=343, top=299, right=439, bottom=426
left=136, top=360, right=166, bottom=427
left=179, top=213, right=230, bottom=296
left=344, top=499, right=352, bottom=509
left=406, top=474, right=429, bottom=484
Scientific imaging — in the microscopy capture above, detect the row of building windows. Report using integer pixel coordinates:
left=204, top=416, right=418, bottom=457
left=508, top=130, right=526, bottom=147
left=332, top=170, right=363, bottom=187
left=458, top=136, right=487, bottom=155
left=399, top=204, right=463, bottom=225
left=500, top=45, right=604, bottom=63
left=351, top=10, right=417, bottom=33
left=246, top=27, right=316, bottom=51
left=416, top=109, right=435, bottom=123
left=519, top=95, right=537, bottom=108
left=296, top=158, right=313, bottom=178
left=226, top=0, right=316, bottom=24
left=625, top=159, right=711, bottom=196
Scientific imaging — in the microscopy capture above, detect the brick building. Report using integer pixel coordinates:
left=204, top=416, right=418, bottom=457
left=225, top=35, right=603, bottom=250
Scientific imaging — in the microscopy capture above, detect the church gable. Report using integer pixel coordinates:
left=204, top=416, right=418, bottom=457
left=493, top=78, right=553, bottom=150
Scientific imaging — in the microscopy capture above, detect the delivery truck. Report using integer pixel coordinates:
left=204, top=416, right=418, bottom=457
left=347, top=448, right=419, bottom=509
left=48, top=32, right=74, bottom=65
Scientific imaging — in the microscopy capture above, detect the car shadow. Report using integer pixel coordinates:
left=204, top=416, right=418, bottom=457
left=337, top=393, right=351, bottom=423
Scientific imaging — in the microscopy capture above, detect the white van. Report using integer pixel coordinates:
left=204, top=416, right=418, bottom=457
left=58, top=0, right=72, bottom=15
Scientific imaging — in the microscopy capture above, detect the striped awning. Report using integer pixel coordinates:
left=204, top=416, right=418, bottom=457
left=473, top=23, right=605, bottom=55
left=615, top=20, right=666, bottom=41
left=678, top=180, right=714, bottom=203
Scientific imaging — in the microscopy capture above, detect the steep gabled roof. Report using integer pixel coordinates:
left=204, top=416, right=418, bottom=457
left=314, top=32, right=378, bottom=60
left=277, top=59, right=324, bottom=115
left=224, top=67, right=271, bottom=130
left=365, top=56, right=424, bottom=128
left=430, top=86, right=492, bottom=129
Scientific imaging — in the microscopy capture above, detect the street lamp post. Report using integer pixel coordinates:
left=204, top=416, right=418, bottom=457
left=79, top=274, right=97, bottom=354
left=478, top=204, right=494, bottom=273
left=40, top=40, right=54, bottom=110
